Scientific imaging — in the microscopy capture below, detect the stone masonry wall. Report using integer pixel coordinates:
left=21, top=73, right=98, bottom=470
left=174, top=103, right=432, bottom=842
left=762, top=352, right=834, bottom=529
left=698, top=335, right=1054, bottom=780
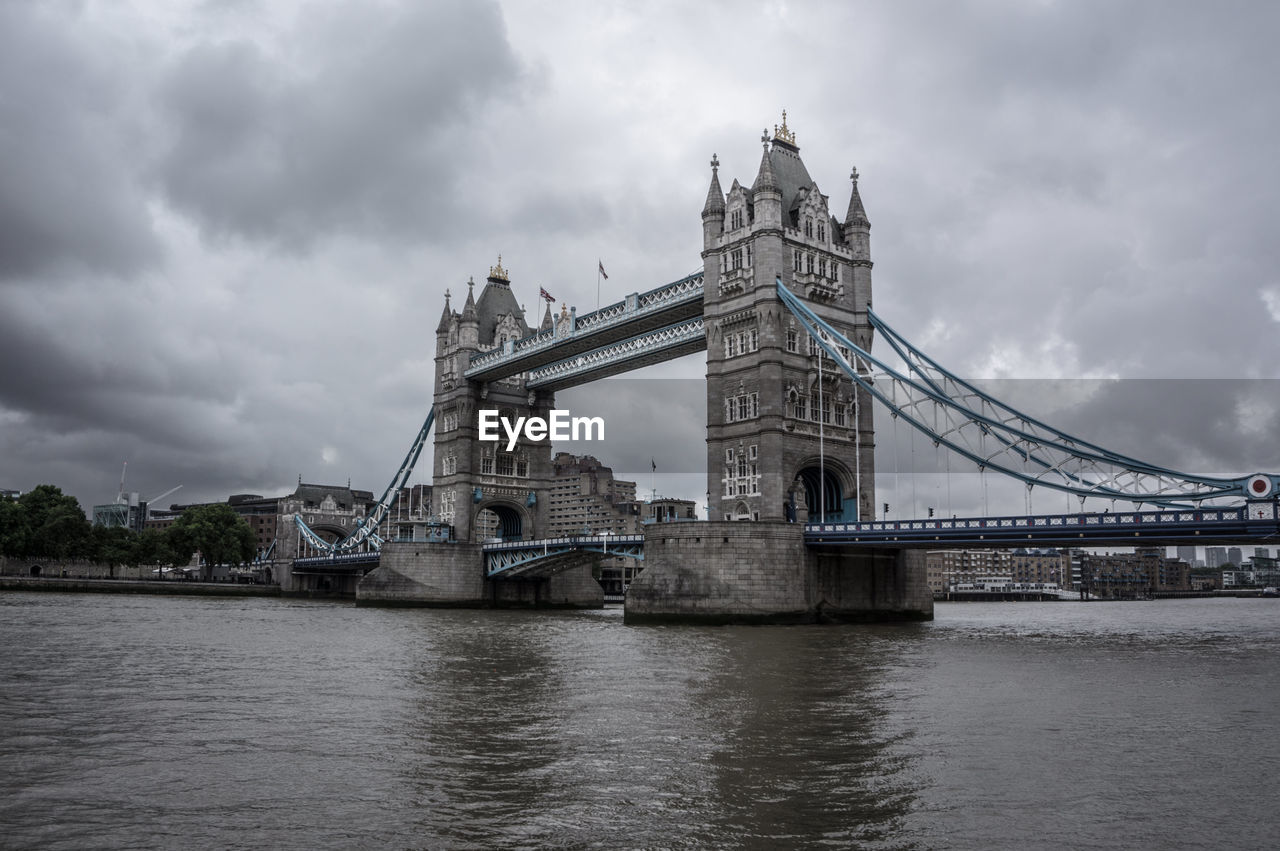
left=626, top=521, right=933, bottom=624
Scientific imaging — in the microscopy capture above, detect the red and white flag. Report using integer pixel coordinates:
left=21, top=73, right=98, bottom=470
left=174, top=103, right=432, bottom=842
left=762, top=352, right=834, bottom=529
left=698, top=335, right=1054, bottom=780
left=539, top=287, right=554, bottom=303
left=598, top=260, right=608, bottom=280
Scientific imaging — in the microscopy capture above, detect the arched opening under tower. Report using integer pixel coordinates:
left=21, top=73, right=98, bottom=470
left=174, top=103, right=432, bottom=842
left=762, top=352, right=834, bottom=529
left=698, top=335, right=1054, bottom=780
left=474, top=502, right=525, bottom=542
left=794, top=464, right=853, bottom=523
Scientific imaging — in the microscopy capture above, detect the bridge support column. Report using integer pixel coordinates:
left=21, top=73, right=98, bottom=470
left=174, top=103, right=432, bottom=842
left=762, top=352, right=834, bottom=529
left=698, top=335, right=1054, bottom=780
left=624, top=522, right=932, bottom=624
left=356, top=542, right=602, bottom=608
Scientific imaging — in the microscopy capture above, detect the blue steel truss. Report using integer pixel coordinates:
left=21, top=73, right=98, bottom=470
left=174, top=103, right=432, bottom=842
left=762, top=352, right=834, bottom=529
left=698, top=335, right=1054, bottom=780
left=776, top=277, right=1279, bottom=507
left=295, top=406, right=435, bottom=555
left=483, top=535, right=645, bottom=578
left=805, top=505, right=1280, bottom=549
left=465, top=271, right=704, bottom=382
left=525, top=318, right=706, bottom=390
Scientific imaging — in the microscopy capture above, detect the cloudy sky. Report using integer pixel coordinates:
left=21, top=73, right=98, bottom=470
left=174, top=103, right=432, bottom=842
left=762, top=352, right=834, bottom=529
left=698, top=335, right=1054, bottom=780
left=3, top=0, right=1279, bottom=518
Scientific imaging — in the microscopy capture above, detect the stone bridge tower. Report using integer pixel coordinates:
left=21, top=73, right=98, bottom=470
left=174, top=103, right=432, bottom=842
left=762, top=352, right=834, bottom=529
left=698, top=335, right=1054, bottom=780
left=701, top=114, right=875, bottom=524
left=432, top=258, right=556, bottom=542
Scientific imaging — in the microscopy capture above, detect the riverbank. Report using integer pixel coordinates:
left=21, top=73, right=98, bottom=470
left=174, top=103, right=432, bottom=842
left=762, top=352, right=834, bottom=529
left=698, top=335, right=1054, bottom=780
left=0, top=575, right=281, bottom=598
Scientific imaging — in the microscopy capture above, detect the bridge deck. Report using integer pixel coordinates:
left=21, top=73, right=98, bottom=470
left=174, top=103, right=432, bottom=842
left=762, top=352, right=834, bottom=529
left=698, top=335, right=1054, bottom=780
left=464, top=273, right=703, bottom=382
left=805, top=506, right=1280, bottom=549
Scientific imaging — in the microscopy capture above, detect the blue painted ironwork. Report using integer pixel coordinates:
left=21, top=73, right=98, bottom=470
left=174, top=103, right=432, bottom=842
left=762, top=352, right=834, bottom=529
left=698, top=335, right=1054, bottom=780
left=293, top=551, right=382, bottom=572
left=464, top=271, right=704, bottom=381
left=525, top=317, right=706, bottom=390
left=296, top=406, right=435, bottom=555
left=805, top=505, right=1280, bottom=548
left=483, top=534, right=644, bottom=578
left=776, top=277, right=1279, bottom=507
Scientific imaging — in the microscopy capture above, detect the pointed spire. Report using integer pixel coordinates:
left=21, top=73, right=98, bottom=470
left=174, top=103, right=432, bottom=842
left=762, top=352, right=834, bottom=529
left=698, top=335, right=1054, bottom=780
left=702, top=154, right=725, bottom=218
left=539, top=301, right=553, bottom=332
left=752, top=145, right=779, bottom=195
left=461, top=276, right=478, bottom=323
left=844, top=166, right=869, bottom=228
left=436, top=288, right=453, bottom=333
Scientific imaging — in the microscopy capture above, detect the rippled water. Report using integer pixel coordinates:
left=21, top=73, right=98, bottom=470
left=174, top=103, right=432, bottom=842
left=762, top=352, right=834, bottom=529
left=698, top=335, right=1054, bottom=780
left=1, top=593, right=1276, bottom=849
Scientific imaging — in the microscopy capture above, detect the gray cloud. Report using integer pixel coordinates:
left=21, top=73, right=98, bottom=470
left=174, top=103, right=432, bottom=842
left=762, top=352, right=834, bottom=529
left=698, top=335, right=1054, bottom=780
left=0, top=4, right=161, bottom=282
left=154, top=0, right=526, bottom=249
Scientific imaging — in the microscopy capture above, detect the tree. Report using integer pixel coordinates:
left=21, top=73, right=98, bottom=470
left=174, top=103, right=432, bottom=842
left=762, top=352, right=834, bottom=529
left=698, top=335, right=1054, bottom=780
left=89, top=524, right=137, bottom=568
left=0, top=496, right=30, bottom=557
left=168, top=504, right=256, bottom=580
left=18, top=485, right=91, bottom=559
left=135, top=527, right=179, bottom=567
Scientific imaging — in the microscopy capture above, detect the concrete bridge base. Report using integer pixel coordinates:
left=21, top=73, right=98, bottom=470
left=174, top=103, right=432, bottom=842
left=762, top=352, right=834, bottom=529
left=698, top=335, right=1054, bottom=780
left=355, top=541, right=603, bottom=609
left=624, top=521, right=933, bottom=625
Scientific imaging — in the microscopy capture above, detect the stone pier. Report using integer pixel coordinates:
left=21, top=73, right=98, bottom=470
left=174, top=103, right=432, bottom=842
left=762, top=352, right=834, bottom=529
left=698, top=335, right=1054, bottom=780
left=356, top=541, right=603, bottom=608
left=624, top=521, right=933, bottom=624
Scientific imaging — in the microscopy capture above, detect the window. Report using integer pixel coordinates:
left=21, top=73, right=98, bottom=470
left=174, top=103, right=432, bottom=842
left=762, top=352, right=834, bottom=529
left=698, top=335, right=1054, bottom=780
left=731, top=209, right=743, bottom=230
left=749, top=328, right=758, bottom=351
left=818, top=222, right=826, bottom=242
left=786, top=328, right=798, bottom=353
left=806, top=253, right=814, bottom=274
left=439, top=489, right=455, bottom=522
left=516, top=455, right=529, bottom=478
left=745, top=244, right=752, bottom=266
left=727, top=335, right=737, bottom=358
left=481, top=455, right=494, bottom=475
left=805, top=217, right=813, bottom=238
left=835, top=404, right=847, bottom=427
left=793, top=395, right=807, bottom=419
left=497, top=453, right=514, bottom=476
left=737, top=396, right=749, bottom=421
left=793, top=250, right=802, bottom=272
left=819, top=258, right=827, bottom=278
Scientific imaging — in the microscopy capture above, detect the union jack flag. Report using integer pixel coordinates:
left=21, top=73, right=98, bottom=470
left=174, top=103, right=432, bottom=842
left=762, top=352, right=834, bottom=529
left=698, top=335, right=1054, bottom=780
left=598, top=260, right=608, bottom=280
left=540, top=287, right=554, bottom=302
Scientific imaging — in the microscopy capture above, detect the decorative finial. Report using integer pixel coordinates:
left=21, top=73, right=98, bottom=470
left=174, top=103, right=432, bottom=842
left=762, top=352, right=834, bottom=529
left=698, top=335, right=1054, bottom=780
left=488, top=254, right=509, bottom=282
left=850, top=166, right=859, bottom=183
left=773, top=110, right=796, bottom=146
left=762, top=129, right=769, bottom=147
left=710, top=154, right=719, bottom=171
left=467, top=275, right=474, bottom=291
left=444, top=288, right=451, bottom=305
left=560, top=302, right=569, bottom=319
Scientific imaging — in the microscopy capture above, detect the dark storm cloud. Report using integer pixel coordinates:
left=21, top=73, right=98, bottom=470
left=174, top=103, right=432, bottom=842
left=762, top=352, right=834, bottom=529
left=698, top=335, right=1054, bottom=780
left=0, top=4, right=161, bottom=282
left=154, top=0, right=526, bottom=248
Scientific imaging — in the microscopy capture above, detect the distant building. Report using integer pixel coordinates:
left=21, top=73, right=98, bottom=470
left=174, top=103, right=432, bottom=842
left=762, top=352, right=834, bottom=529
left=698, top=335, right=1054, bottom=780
left=1176, top=546, right=1199, bottom=568
left=1010, top=548, right=1070, bottom=586
left=1206, top=547, right=1228, bottom=569
left=92, top=494, right=148, bottom=533
left=643, top=497, right=698, bottom=524
left=1227, top=547, right=1243, bottom=566
left=925, top=549, right=1012, bottom=597
left=1081, top=548, right=1190, bottom=598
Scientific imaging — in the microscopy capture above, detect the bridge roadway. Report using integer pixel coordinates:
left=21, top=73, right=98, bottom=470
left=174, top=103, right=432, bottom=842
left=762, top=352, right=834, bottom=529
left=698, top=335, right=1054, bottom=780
left=804, top=505, right=1280, bottom=549
left=293, top=505, right=1279, bottom=578
left=463, top=272, right=704, bottom=385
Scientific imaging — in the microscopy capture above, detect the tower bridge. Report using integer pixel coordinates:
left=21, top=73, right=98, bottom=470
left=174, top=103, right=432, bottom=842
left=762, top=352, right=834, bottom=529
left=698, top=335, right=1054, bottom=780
left=296, top=114, right=1279, bottom=620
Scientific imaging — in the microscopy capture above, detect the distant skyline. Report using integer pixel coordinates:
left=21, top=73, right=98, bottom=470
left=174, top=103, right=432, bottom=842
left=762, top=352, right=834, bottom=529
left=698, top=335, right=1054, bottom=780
left=3, top=1, right=1279, bottom=514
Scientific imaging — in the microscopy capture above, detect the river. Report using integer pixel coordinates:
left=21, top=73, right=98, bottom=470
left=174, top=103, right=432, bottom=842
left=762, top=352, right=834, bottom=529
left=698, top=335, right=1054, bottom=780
left=1, top=593, right=1276, bottom=849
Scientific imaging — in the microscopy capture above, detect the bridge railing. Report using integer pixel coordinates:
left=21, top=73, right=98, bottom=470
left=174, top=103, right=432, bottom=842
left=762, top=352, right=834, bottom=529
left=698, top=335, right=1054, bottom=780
left=482, top=534, right=645, bottom=551
left=807, top=506, right=1248, bottom=536
left=464, top=272, right=703, bottom=376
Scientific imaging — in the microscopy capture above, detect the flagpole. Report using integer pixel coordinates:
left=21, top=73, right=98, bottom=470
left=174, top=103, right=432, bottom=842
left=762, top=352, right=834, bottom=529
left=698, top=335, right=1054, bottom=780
left=596, top=260, right=601, bottom=313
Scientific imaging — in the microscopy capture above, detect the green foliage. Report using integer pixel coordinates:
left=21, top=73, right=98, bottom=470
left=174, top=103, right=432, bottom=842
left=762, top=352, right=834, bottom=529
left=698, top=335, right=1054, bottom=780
left=168, top=503, right=256, bottom=578
left=89, top=524, right=137, bottom=567
left=134, top=527, right=179, bottom=566
left=17, top=485, right=91, bottom=559
left=0, top=496, right=30, bottom=556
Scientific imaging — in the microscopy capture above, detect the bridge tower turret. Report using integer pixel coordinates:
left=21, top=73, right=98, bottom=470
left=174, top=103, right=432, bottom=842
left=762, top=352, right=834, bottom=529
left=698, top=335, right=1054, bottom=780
left=431, top=259, right=555, bottom=543
left=702, top=114, right=876, bottom=524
